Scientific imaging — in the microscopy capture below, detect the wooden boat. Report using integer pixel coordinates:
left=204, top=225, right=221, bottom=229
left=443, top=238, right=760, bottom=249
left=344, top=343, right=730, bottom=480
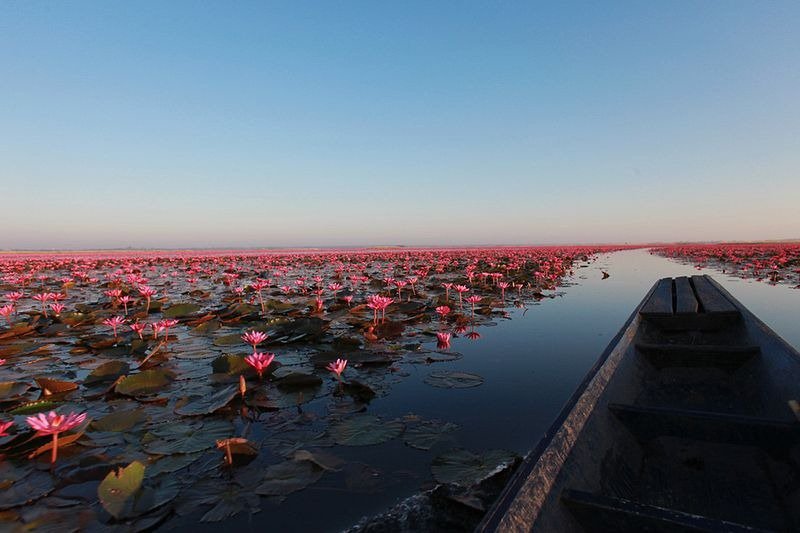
left=478, top=275, right=800, bottom=532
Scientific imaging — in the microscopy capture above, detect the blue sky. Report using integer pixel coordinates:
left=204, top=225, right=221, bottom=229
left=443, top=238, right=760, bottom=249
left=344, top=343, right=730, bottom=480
left=1, top=1, right=798, bottom=249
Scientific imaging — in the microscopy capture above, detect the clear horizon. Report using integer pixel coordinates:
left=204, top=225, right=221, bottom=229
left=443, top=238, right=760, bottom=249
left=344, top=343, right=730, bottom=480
left=2, top=2, right=799, bottom=249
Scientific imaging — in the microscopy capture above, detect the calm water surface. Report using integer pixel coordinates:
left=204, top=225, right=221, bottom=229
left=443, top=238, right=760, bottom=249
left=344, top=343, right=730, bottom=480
left=188, top=249, right=799, bottom=532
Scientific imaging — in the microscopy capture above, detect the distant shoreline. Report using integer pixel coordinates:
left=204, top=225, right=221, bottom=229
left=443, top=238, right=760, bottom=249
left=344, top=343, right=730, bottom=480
left=0, top=239, right=798, bottom=256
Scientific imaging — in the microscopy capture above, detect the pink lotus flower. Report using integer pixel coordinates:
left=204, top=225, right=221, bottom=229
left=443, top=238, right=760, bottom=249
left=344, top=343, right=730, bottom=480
left=436, top=331, right=451, bottom=350
left=242, top=330, right=268, bottom=349
left=245, top=351, right=275, bottom=379
left=326, top=358, right=347, bottom=380
left=0, top=358, right=5, bottom=366
left=0, top=304, right=14, bottom=324
left=498, top=281, right=510, bottom=300
left=0, top=419, right=12, bottom=437
left=454, top=285, right=469, bottom=308
left=465, top=295, right=482, bottom=317
left=343, top=295, right=353, bottom=307
left=158, top=318, right=179, bottom=341
left=6, top=291, right=23, bottom=303
left=102, top=316, right=126, bottom=337
left=32, top=292, right=56, bottom=317
left=130, top=322, right=146, bottom=340
left=119, top=295, right=134, bottom=315
left=138, top=285, right=156, bottom=313
left=49, top=302, right=65, bottom=316
left=435, top=305, right=451, bottom=320
left=26, top=410, right=87, bottom=463
left=151, top=321, right=166, bottom=339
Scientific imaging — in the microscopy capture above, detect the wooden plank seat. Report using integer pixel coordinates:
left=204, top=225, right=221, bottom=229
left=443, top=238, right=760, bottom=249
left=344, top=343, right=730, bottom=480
left=635, top=343, right=760, bottom=370
left=639, top=276, right=740, bottom=330
left=609, top=404, right=800, bottom=458
left=561, top=489, right=771, bottom=533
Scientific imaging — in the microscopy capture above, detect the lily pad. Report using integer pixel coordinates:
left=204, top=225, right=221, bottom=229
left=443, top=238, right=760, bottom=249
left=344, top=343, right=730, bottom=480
left=330, top=415, right=404, bottom=446
left=35, top=377, right=78, bottom=395
left=84, top=361, right=130, bottom=385
left=212, top=333, right=244, bottom=347
left=162, top=303, right=201, bottom=318
left=404, top=420, right=459, bottom=450
left=115, top=370, right=173, bottom=397
left=0, top=468, right=54, bottom=510
left=175, top=385, right=239, bottom=416
left=255, top=460, right=323, bottom=497
left=98, top=461, right=145, bottom=518
left=144, top=420, right=233, bottom=455
left=0, top=381, right=30, bottom=401
left=424, top=371, right=484, bottom=389
left=92, top=408, right=147, bottom=432
left=9, top=399, right=61, bottom=415
left=210, top=354, right=248, bottom=375
left=431, top=448, right=517, bottom=486
left=275, top=373, right=322, bottom=391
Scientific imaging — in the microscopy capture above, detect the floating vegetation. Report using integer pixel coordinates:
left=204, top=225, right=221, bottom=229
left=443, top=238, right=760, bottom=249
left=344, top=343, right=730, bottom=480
left=0, top=246, right=618, bottom=528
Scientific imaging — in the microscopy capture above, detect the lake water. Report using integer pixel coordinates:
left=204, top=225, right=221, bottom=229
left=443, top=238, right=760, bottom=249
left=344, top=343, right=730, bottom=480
left=180, top=248, right=798, bottom=532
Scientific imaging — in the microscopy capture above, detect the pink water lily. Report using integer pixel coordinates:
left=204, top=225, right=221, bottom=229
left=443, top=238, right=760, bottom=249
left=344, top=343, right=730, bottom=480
left=245, top=351, right=275, bottom=379
left=0, top=419, right=12, bottom=437
left=435, top=305, right=451, bottom=321
left=26, top=410, right=87, bottom=463
left=465, top=295, right=482, bottom=318
left=436, top=331, right=451, bottom=350
left=454, top=285, right=469, bottom=308
left=102, top=316, right=126, bottom=337
left=242, top=330, right=268, bottom=350
left=0, top=304, right=14, bottom=324
left=326, top=358, right=347, bottom=380
left=130, top=321, right=146, bottom=340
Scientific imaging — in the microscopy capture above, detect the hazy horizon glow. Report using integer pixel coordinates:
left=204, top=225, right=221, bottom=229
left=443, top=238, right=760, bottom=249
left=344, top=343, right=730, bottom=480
left=1, top=2, right=799, bottom=249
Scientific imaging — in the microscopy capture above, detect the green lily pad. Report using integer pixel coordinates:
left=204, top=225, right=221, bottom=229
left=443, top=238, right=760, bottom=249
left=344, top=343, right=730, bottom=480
left=175, top=385, right=239, bottom=416
left=9, top=399, right=61, bottom=415
left=212, top=333, right=244, bottom=347
left=0, top=381, right=30, bottom=401
left=424, top=371, right=484, bottom=389
left=144, top=420, right=232, bottom=455
left=0, top=468, right=54, bottom=510
left=115, top=370, right=173, bottom=397
left=98, top=461, right=145, bottom=518
left=255, top=460, right=324, bottom=497
left=162, top=303, right=201, bottom=319
left=275, top=373, right=322, bottom=391
left=92, top=409, right=147, bottom=432
left=190, top=320, right=221, bottom=335
left=431, top=448, right=517, bottom=486
left=329, top=415, right=404, bottom=446
left=404, top=420, right=459, bottom=450
left=84, top=361, right=130, bottom=385
left=210, top=354, right=248, bottom=375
